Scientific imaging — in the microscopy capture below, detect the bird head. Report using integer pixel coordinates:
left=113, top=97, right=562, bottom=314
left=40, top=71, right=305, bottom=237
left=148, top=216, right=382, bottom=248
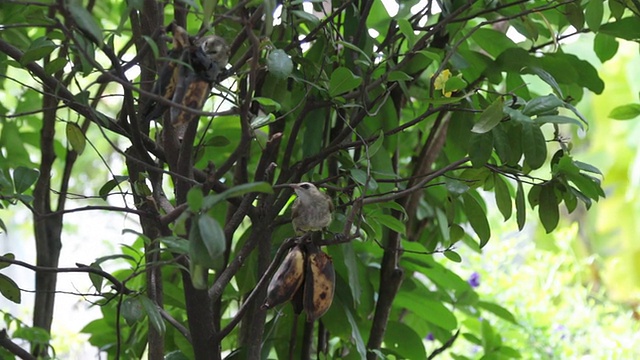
left=289, top=182, right=320, bottom=201
left=196, top=35, right=230, bottom=68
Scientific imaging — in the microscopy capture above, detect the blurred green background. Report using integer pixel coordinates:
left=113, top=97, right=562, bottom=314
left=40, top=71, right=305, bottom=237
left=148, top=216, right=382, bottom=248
left=443, top=34, right=640, bottom=358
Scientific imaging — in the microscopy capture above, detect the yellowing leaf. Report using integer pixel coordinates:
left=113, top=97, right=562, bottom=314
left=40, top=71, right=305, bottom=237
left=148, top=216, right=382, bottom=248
left=433, top=69, right=452, bottom=97
left=66, top=122, right=86, bottom=155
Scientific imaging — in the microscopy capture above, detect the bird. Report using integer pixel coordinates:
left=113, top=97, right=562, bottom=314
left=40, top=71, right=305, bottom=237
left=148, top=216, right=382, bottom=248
left=196, top=35, right=229, bottom=78
left=290, top=182, right=334, bottom=235
left=170, top=35, right=229, bottom=129
left=141, top=26, right=190, bottom=122
left=142, top=30, right=229, bottom=127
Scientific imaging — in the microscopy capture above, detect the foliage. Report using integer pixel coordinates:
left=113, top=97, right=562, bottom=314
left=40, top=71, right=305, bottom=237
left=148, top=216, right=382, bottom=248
left=0, top=0, right=636, bottom=359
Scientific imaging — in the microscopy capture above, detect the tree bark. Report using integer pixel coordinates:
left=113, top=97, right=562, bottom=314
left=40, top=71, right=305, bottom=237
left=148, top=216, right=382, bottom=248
left=31, top=90, right=63, bottom=358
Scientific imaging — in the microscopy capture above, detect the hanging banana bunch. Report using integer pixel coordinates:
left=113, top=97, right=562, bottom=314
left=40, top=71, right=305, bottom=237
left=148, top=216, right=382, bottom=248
left=142, top=24, right=229, bottom=130
left=263, top=243, right=335, bottom=322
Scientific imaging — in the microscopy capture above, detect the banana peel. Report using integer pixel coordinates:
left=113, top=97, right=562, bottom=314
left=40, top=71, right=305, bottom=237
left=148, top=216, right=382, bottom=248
left=262, top=242, right=335, bottom=322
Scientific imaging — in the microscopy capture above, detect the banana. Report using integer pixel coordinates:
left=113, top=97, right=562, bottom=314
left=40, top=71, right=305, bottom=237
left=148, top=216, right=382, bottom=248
left=303, top=245, right=335, bottom=322
left=262, top=245, right=305, bottom=309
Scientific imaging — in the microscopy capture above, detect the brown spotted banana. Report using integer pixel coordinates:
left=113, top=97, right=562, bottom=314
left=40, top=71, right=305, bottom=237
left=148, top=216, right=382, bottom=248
left=303, top=245, right=335, bottom=322
left=262, top=245, right=305, bottom=309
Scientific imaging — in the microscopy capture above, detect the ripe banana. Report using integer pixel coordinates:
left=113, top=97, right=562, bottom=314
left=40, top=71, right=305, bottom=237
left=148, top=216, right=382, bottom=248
left=262, top=245, right=305, bottom=309
left=303, top=245, right=335, bottom=322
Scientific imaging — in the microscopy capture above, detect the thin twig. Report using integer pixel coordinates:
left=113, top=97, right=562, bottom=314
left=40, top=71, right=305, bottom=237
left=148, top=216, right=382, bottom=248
left=0, top=256, right=133, bottom=295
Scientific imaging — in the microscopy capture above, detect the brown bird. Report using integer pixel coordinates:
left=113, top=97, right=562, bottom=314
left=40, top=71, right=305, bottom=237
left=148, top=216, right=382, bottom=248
left=290, top=182, right=333, bottom=235
left=196, top=35, right=229, bottom=74
left=141, top=25, right=190, bottom=122
left=170, top=35, right=229, bottom=133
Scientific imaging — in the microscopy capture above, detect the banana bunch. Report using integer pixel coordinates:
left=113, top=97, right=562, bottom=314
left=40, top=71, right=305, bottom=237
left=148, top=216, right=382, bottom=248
left=262, top=243, right=335, bottom=322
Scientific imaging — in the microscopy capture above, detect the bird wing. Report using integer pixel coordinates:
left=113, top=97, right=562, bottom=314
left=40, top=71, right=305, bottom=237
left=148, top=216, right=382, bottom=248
left=170, top=47, right=214, bottom=127
left=141, top=25, right=190, bottom=122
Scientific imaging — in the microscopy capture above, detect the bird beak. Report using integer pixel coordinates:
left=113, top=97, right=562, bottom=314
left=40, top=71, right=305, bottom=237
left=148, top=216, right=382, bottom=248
left=289, top=183, right=300, bottom=190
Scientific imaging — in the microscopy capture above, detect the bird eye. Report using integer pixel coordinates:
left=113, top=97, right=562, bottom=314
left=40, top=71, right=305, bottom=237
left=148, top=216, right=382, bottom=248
left=301, top=184, right=310, bottom=189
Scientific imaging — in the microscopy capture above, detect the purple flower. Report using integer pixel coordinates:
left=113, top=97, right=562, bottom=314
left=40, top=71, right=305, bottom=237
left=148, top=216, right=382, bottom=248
left=553, top=324, right=567, bottom=340
left=468, top=272, right=480, bottom=288
left=426, top=332, right=435, bottom=341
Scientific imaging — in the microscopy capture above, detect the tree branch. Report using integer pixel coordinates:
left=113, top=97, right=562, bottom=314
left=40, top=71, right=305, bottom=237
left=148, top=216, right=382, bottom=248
left=0, top=329, right=36, bottom=360
left=0, top=256, right=134, bottom=295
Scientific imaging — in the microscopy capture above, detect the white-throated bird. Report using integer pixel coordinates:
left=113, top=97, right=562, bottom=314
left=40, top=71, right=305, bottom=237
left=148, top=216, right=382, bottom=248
left=290, top=182, right=333, bottom=235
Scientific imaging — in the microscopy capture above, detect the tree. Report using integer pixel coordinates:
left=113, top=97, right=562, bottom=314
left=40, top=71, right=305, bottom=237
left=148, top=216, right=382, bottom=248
left=0, top=0, right=635, bottom=358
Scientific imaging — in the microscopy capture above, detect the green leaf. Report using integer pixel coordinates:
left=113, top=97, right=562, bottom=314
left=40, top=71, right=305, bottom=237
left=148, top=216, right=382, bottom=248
left=443, top=250, right=462, bottom=263
left=462, top=193, right=491, bottom=247
left=365, top=130, right=384, bottom=158
left=504, top=107, right=532, bottom=124
left=197, top=214, right=226, bottom=260
left=493, top=174, right=512, bottom=221
left=336, top=41, right=373, bottom=67
left=535, top=115, right=585, bottom=131
left=593, top=33, right=619, bottom=63
left=574, top=160, right=603, bottom=175
left=609, top=0, right=625, bottom=20
left=468, top=132, right=493, bottom=168
left=250, top=113, right=276, bottom=129
left=525, top=66, right=563, bottom=98
left=521, top=123, right=547, bottom=169
left=472, top=97, right=504, bottom=134
left=88, top=262, right=104, bottom=291
left=554, top=156, right=603, bottom=201
left=341, top=242, right=362, bottom=306
left=585, top=0, right=604, bottom=31
left=142, top=35, right=160, bottom=59
left=343, top=302, right=367, bottom=359
left=478, top=300, right=518, bottom=324
left=609, top=104, right=640, bottom=120
left=189, top=219, right=218, bottom=270
left=66, top=122, right=86, bottom=154
left=522, top=94, right=563, bottom=116
left=205, top=136, right=231, bottom=147
left=252, top=97, right=282, bottom=111
left=563, top=102, right=590, bottom=126
left=121, top=297, right=145, bottom=325
left=0, top=273, right=21, bottom=303
left=384, top=321, right=427, bottom=360
left=387, top=71, right=413, bottom=82
left=600, top=17, right=640, bottom=40
left=436, top=207, right=450, bottom=242
left=516, top=182, right=526, bottom=231
left=539, top=184, right=559, bottom=233
left=528, top=184, right=542, bottom=209
left=563, top=187, right=578, bottom=213
left=291, top=9, right=320, bottom=25
left=139, top=295, right=166, bottom=335
left=0, top=253, right=15, bottom=269
left=564, top=2, right=585, bottom=30
left=397, top=18, right=415, bottom=46
left=492, top=124, right=512, bottom=164
left=444, top=76, right=467, bottom=93
left=472, top=28, right=517, bottom=58
left=98, top=175, right=129, bottom=200
left=13, top=166, right=40, bottom=194
left=159, top=236, right=190, bottom=254
left=420, top=298, right=458, bottom=330
left=329, top=67, right=363, bottom=97
left=202, top=182, right=273, bottom=210
left=20, top=37, right=57, bottom=65
left=370, top=212, right=406, bottom=235
left=66, top=0, right=104, bottom=43
left=187, top=187, right=204, bottom=212
left=499, top=346, right=522, bottom=358
left=481, top=319, right=498, bottom=351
